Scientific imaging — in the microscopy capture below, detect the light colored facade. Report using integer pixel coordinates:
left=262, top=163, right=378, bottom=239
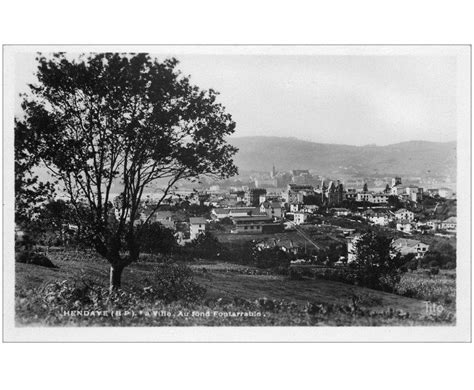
left=289, top=203, right=303, bottom=212
left=405, top=186, right=423, bottom=202
left=346, top=234, right=362, bottom=263
left=356, top=192, right=373, bottom=202
left=230, top=215, right=275, bottom=234
left=394, top=209, right=415, bottom=222
left=369, top=213, right=393, bottom=226
left=189, top=217, right=207, bottom=240
left=293, top=212, right=309, bottom=225
left=211, top=207, right=258, bottom=220
left=331, top=208, right=351, bottom=216
left=391, top=184, right=404, bottom=196
left=303, top=204, right=319, bottom=213
left=441, top=216, right=457, bottom=231
left=396, top=221, right=413, bottom=233
left=392, top=238, right=429, bottom=258
left=426, top=219, right=442, bottom=231
left=371, top=193, right=389, bottom=204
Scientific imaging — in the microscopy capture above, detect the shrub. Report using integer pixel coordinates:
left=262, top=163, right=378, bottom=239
left=143, top=263, right=206, bottom=303
left=421, top=246, right=456, bottom=269
left=430, top=266, right=440, bottom=276
left=251, top=246, right=291, bottom=269
left=408, top=260, right=418, bottom=272
left=16, top=251, right=58, bottom=269
left=288, top=267, right=304, bottom=280
left=185, top=232, right=224, bottom=260
left=445, top=261, right=456, bottom=270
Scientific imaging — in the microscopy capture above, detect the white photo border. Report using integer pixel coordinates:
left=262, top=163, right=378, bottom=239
left=2, top=44, right=471, bottom=342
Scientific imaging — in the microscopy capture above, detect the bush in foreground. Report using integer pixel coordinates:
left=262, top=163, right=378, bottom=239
left=16, top=251, right=58, bottom=269
left=15, top=283, right=455, bottom=327
left=143, top=263, right=206, bottom=303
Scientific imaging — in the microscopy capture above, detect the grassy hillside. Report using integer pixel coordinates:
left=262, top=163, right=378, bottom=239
left=15, top=251, right=455, bottom=326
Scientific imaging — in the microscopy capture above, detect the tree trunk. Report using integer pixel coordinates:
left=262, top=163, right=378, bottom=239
left=109, top=265, right=124, bottom=291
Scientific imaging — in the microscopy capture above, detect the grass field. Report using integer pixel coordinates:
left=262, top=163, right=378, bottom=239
left=15, top=250, right=455, bottom=326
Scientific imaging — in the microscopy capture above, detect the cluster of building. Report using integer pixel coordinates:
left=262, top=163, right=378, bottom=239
left=347, top=234, right=430, bottom=263
left=113, top=172, right=455, bottom=257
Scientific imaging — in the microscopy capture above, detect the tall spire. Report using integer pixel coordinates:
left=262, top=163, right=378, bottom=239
left=271, top=163, right=276, bottom=178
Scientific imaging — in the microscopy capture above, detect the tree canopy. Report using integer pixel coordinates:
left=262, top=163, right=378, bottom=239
left=17, top=52, right=238, bottom=288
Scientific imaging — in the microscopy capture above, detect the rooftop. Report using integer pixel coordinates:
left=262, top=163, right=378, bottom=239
left=393, top=238, right=424, bottom=248
left=232, top=215, right=273, bottom=223
left=261, top=201, right=281, bottom=208
left=189, top=217, right=207, bottom=224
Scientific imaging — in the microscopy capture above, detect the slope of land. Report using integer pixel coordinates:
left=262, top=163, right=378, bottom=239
left=229, top=136, right=456, bottom=177
left=15, top=251, right=447, bottom=326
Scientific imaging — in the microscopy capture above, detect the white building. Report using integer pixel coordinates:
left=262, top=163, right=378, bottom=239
left=293, top=212, right=309, bottom=225
left=331, top=208, right=351, bottom=216
left=369, top=212, right=393, bottom=226
left=394, top=208, right=415, bottom=222
left=396, top=220, right=413, bottom=233
left=405, top=186, right=423, bottom=202
left=189, top=217, right=207, bottom=240
left=289, top=203, right=303, bottom=212
left=346, top=234, right=362, bottom=263
left=371, top=193, right=389, bottom=204
left=392, top=238, right=429, bottom=258
left=356, top=192, right=373, bottom=202
left=426, top=219, right=442, bottom=231
left=211, top=207, right=259, bottom=220
left=441, top=216, right=457, bottom=231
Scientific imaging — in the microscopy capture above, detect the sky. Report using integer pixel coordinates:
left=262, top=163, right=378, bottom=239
left=15, top=51, right=458, bottom=146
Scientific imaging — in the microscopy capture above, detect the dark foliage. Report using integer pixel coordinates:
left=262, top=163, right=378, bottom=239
left=16, top=251, right=58, bottom=269
left=138, top=222, right=176, bottom=256
left=142, top=263, right=206, bottom=303
left=17, top=52, right=238, bottom=288
left=349, top=231, right=406, bottom=291
left=185, top=231, right=225, bottom=260
left=420, top=242, right=456, bottom=269
left=251, top=246, right=291, bottom=270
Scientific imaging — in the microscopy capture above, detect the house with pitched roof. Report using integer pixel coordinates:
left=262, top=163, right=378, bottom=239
left=392, top=238, right=429, bottom=258
left=396, top=220, right=413, bottom=233
left=441, top=216, right=457, bottom=231
left=189, top=217, right=207, bottom=240
left=260, top=201, right=282, bottom=219
left=394, top=208, right=415, bottom=222
left=230, top=215, right=280, bottom=234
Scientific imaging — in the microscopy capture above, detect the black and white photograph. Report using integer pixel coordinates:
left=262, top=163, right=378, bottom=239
left=2, top=45, right=471, bottom=342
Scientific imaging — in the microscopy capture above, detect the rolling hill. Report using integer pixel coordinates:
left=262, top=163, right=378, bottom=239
left=228, top=136, right=456, bottom=177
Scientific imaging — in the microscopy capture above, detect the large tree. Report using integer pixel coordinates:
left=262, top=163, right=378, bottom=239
left=17, top=52, right=238, bottom=289
left=349, top=231, right=405, bottom=290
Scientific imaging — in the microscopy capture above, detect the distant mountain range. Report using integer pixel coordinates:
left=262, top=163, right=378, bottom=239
left=34, top=136, right=456, bottom=192
left=228, top=136, right=456, bottom=178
